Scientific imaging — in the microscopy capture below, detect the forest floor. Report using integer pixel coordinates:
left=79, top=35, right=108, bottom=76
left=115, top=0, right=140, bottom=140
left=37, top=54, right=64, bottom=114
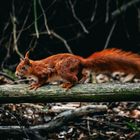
left=0, top=102, right=140, bottom=140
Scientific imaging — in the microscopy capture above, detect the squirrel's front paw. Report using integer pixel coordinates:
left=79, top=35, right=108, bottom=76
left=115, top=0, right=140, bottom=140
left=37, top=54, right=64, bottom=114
left=28, top=83, right=41, bottom=90
left=60, top=82, right=73, bottom=90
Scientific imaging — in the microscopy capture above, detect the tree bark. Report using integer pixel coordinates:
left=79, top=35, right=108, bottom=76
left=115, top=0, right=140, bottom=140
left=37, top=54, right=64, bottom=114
left=0, top=83, right=140, bottom=103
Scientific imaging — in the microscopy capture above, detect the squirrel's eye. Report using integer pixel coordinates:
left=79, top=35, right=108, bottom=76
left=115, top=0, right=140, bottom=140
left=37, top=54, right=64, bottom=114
left=21, top=67, right=26, bottom=70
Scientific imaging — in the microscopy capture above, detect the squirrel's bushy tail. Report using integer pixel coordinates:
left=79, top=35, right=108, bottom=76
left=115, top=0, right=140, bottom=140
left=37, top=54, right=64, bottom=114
left=83, top=48, right=140, bottom=76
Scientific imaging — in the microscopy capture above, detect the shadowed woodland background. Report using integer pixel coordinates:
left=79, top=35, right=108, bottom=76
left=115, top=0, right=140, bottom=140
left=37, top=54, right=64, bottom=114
left=0, top=0, right=140, bottom=73
left=0, top=1, right=140, bottom=139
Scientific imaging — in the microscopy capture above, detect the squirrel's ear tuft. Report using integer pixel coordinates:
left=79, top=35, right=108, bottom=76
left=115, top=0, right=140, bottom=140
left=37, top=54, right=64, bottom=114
left=24, top=58, right=32, bottom=66
left=25, top=51, right=30, bottom=59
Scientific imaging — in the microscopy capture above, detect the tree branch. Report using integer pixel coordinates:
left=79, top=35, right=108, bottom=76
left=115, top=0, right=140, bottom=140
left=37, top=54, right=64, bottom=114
left=0, top=105, right=107, bottom=134
left=0, top=83, right=140, bottom=103
left=111, top=0, right=140, bottom=19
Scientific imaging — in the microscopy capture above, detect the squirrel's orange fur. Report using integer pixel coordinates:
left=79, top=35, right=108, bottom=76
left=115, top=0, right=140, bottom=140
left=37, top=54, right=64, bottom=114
left=15, top=52, right=85, bottom=89
left=15, top=48, right=140, bottom=89
left=80, top=48, right=140, bottom=83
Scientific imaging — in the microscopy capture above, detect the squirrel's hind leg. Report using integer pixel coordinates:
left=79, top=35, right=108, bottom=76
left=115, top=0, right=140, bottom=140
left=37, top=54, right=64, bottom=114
left=56, top=57, right=80, bottom=89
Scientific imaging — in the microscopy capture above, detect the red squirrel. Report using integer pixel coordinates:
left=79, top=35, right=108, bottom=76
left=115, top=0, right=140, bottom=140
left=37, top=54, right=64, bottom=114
left=15, top=48, right=140, bottom=90
left=15, top=51, right=85, bottom=89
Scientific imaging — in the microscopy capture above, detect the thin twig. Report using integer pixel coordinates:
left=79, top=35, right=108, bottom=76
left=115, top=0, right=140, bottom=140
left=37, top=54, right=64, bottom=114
left=38, top=0, right=51, bottom=35
left=0, top=107, right=30, bottom=139
left=91, top=0, right=98, bottom=22
left=0, top=19, right=11, bottom=46
left=37, top=0, right=73, bottom=53
left=104, top=21, right=117, bottom=49
left=122, top=17, right=130, bottom=39
left=50, top=31, right=73, bottom=53
left=15, top=0, right=57, bottom=33
left=111, top=0, right=140, bottom=19
left=16, top=6, right=31, bottom=41
left=2, top=5, right=31, bottom=68
left=68, top=0, right=89, bottom=34
left=33, top=0, right=39, bottom=38
left=11, top=3, right=23, bottom=58
left=28, top=37, right=38, bottom=51
left=1, top=35, right=12, bottom=69
left=87, top=117, right=92, bottom=136
left=31, top=31, right=73, bottom=53
left=105, top=0, right=110, bottom=23
left=56, top=0, right=140, bottom=41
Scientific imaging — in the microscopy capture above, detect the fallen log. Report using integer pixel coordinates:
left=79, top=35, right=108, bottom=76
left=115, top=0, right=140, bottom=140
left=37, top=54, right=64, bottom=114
left=0, top=83, right=140, bottom=103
